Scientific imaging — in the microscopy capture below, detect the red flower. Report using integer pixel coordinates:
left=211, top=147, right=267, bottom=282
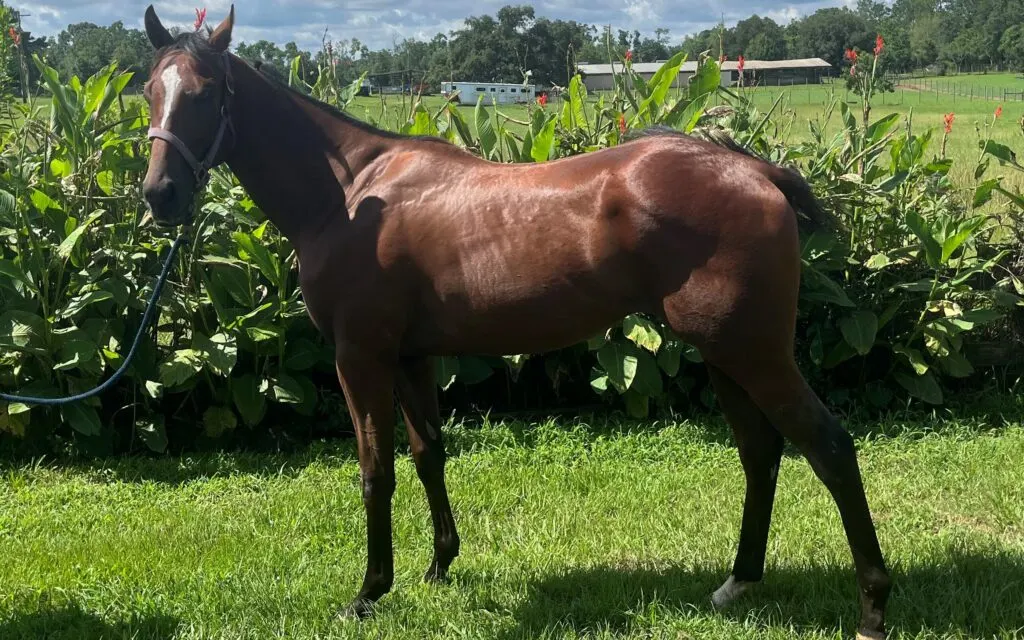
left=625, top=49, right=633, bottom=62
left=7, top=27, right=19, bottom=46
left=874, top=34, right=884, bottom=56
left=618, top=114, right=627, bottom=135
left=737, top=54, right=745, bottom=72
left=537, top=93, right=548, bottom=107
left=944, top=112, right=954, bottom=134
left=194, top=7, right=207, bottom=31
left=995, top=105, right=1003, bottom=119
left=844, top=48, right=858, bottom=63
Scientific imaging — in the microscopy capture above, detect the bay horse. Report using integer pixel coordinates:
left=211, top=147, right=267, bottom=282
left=140, top=6, right=890, bottom=638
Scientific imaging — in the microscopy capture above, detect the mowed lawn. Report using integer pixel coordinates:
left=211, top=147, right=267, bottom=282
left=0, top=412, right=1022, bottom=639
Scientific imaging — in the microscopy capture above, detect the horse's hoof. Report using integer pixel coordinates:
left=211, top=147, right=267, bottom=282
left=710, top=575, right=751, bottom=609
left=423, top=563, right=450, bottom=584
left=339, top=597, right=375, bottom=620
left=856, top=631, right=886, bottom=640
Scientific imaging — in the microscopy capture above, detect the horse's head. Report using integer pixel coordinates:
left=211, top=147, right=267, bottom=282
left=141, top=4, right=236, bottom=226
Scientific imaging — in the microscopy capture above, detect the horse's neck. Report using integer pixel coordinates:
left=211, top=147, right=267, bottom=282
left=223, top=59, right=391, bottom=247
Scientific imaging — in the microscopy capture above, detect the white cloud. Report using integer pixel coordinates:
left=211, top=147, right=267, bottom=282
left=17, top=0, right=854, bottom=51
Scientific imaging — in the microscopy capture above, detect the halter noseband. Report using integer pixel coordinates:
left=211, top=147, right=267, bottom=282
left=148, top=50, right=235, bottom=190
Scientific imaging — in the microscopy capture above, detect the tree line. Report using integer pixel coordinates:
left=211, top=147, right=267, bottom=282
left=8, top=0, right=1024, bottom=95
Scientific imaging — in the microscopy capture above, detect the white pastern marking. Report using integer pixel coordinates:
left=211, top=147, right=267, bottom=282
left=159, top=64, right=183, bottom=129
left=710, top=574, right=750, bottom=608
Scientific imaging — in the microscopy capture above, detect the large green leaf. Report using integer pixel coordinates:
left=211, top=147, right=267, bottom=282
left=458, top=356, right=493, bottom=385
left=0, top=259, right=35, bottom=293
left=622, top=315, right=662, bottom=354
left=894, top=370, right=943, bottom=405
left=193, top=332, right=238, bottom=378
left=474, top=96, right=497, bottom=159
left=905, top=211, right=941, bottom=269
left=232, top=231, right=281, bottom=287
left=136, top=417, right=168, bottom=453
left=688, top=59, right=721, bottom=101
left=159, top=349, right=202, bottom=388
left=436, top=356, right=460, bottom=390
left=894, top=345, right=929, bottom=375
left=941, top=216, right=986, bottom=263
left=657, top=340, right=683, bottom=377
left=271, top=373, right=305, bottom=404
left=640, top=51, right=687, bottom=120
left=839, top=311, right=878, bottom=356
left=57, top=211, right=103, bottom=259
left=630, top=349, right=663, bottom=397
left=232, top=374, right=266, bottom=427
left=980, top=139, right=1020, bottom=168
left=530, top=113, right=557, bottom=163
left=284, top=338, right=324, bottom=371
left=865, top=113, right=900, bottom=144
left=61, top=404, right=102, bottom=436
left=446, top=104, right=476, bottom=148
left=0, top=311, right=46, bottom=351
left=973, top=178, right=1000, bottom=208
left=564, top=74, right=589, bottom=130
left=63, top=290, right=114, bottom=317
left=54, top=339, right=98, bottom=371
left=597, top=341, right=639, bottom=393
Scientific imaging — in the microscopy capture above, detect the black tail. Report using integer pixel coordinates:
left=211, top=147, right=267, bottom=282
left=697, top=128, right=841, bottom=235
left=765, top=164, right=840, bottom=235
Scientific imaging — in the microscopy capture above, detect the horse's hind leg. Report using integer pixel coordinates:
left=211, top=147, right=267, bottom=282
left=722, top=354, right=891, bottom=639
left=395, top=356, right=460, bottom=583
left=705, top=363, right=785, bottom=609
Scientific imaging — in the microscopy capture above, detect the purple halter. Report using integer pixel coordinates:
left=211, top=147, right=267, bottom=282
left=148, top=50, right=235, bottom=189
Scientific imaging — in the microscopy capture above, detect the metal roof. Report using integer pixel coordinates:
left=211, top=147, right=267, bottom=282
left=575, top=58, right=832, bottom=75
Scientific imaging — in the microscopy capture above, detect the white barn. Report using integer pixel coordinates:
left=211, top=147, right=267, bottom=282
left=441, top=81, right=537, bottom=105
left=575, top=58, right=832, bottom=92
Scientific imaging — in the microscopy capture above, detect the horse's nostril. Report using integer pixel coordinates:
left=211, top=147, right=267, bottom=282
left=144, top=178, right=176, bottom=208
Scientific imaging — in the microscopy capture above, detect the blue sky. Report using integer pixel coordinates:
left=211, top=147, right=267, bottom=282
left=21, top=0, right=851, bottom=53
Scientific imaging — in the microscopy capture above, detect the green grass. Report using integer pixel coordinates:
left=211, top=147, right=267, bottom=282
left=1, top=412, right=1023, bottom=639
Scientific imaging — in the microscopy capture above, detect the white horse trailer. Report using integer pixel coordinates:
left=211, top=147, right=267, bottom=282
left=441, top=81, right=537, bottom=105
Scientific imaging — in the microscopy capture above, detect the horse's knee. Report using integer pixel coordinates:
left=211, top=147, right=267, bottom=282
left=412, top=443, right=446, bottom=481
left=361, top=473, right=396, bottom=505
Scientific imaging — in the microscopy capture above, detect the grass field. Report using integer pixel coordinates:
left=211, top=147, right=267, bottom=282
left=1, top=410, right=1022, bottom=639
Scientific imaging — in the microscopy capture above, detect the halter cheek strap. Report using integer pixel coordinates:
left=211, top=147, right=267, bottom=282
left=148, top=50, right=235, bottom=189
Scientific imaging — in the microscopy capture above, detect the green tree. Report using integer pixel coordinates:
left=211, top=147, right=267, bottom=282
left=786, top=7, right=873, bottom=66
left=47, top=21, right=152, bottom=85
left=999, top=24, right=1024, bottom=70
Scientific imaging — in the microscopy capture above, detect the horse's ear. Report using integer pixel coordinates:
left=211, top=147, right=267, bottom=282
left=144, top=5, right=173, bottom=49
left=208, top=5, right=235, bottom=53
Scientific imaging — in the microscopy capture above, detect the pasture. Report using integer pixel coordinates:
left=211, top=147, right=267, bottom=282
left=4, top=30, right=1024, bottom=640
left=1, top=412, right=1023, bottom=639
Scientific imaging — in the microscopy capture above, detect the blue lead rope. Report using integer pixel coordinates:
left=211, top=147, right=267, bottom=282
left=0, top=232, right=190, bottom=406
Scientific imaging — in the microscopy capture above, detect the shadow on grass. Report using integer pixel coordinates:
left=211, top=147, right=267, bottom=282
left=495, top=547, right=1024, bottom=639
left=0, top=605, right=179, bottom=640
left=4, top=394, right=1022, bottom=486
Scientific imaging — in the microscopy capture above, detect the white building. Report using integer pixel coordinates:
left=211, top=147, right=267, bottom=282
left=441, top=81, right=538, bottom=105
left=575, top=58, right=832, bottom=92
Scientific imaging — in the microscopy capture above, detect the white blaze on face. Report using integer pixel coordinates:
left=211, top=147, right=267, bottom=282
left=158, top=64, right=183, bottom=129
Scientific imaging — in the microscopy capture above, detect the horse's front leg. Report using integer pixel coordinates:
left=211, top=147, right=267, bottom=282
left=335, top=345, right=398, bottom=619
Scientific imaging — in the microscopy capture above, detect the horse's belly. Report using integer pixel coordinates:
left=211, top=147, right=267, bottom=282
left=406, top=275, right=636, bottom=356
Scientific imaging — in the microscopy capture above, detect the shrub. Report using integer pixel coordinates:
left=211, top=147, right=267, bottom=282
left=0, top=49, right=1018, bottom=456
